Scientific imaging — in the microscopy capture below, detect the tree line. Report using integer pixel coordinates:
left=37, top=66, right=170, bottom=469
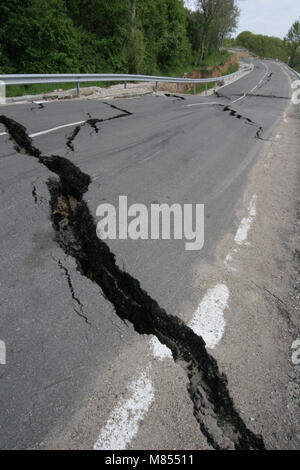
left=231, top=21, right=300, bottom=70
left=0, top=0, right=240, bottom=75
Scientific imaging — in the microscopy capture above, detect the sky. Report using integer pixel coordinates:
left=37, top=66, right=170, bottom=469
left=184, top=0, right=300, bottom=39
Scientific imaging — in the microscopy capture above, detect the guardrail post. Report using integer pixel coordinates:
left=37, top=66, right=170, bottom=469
left=76, top=82, right=80, bottom=97
left=124, top=81, right=127, bottom=89
left=177, top=83, right=180, bottom=93
left=193, top=83, right=196, bottom=95
left=205, top=83, right=208, bottom=96
left=156, top=81, right=158, bottom=92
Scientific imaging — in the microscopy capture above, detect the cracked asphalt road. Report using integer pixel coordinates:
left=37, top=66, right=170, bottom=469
left=0, top=59, right=295, bottom=450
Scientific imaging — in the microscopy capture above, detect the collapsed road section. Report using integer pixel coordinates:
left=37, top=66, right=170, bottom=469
left=0, top=113, right=265, bottom=450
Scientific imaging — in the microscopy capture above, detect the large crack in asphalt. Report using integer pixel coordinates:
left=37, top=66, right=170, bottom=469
left=66, top=103, right=132, bottom=151
left=0, top=113, right=265, bottom=450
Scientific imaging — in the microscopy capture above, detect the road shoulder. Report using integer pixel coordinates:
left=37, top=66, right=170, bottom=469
left=195, top=101, right=300, bottom=449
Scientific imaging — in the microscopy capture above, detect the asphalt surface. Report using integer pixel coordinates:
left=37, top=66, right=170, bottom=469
left=0, top=59, right=293, bottom=449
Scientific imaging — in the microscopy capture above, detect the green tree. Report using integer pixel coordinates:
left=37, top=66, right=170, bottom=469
left=236, top=31, right=289, bottom=62
left=285, top=21, right=300, bottom=67
left=0, top=0, right=81, bottom=73
left=196, top=0, right=239, bottom=64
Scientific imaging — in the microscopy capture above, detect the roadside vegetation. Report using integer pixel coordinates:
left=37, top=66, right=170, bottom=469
left=226, top=21, right=300, bottom=72
left=0, top=1, right=239, bottom=78
left=1, top=1, right=298, bottom=97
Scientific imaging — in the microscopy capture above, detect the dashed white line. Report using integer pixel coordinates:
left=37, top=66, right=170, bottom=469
left=93, top=370, right=155, bottom=450
left=234, top=194, right=257, bottom=245
left=224, top=194, right=257, bottom=272
left=96, top=281, right=230, bottom=450
left=0, top=340, right=6, bottom=365
left=151, top=283, right=230, bottom=360
left=95, top=193, right=258, bottom=450
left=189, top=284, right=229, bottom=348
left=151, top=336, right=172, bottom=360
left=186, top=61, right=269, bottom=108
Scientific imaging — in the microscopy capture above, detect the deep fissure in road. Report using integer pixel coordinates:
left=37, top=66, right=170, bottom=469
left=0, top=113, right=265, bottom=450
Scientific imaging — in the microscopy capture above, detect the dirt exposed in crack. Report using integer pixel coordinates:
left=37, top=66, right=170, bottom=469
left=0, top=115, right=41, bottom=157
left=0, top=114, right=265, bottom=450
left=65, top=103, right=132, bottom=151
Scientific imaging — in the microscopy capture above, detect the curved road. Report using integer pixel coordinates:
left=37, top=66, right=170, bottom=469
left=0, top=59, right=294, bottom=449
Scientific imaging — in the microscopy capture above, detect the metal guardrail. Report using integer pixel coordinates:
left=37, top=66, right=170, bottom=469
left=284, top=63, right=300, bottom=79
left=257, top=57, right=300, bottom=79
left=0, top=67, right=252, bottom=96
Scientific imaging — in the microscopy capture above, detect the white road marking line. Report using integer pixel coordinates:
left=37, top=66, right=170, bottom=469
left=234, top=194, right=257, bottom=245
left=96, top=281, right=230, bottom=449
left=189, top=284, right=229, bottom=348
left=94, top=194, right=258, bottom=448
left=225, top=194, right=257, bottom=270
left=30, top=121, right=85, bottom=138
left=151, top=283, right=230, bottom=360
left=186, top=61, right=269, bottom=108
left=231, top=93, right=246, bottom=104
left=224, top=249, right=238, bottom=273
left=0, top=121, right=85, bottom=140
left=93, top=370, right=154, bottom=450
left=0, top=340, right=6, bottom=365
left=151, top=336, right=172, bottom=360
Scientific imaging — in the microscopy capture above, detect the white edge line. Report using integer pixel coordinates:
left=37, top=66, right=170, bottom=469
left=93, top=370, right=154, bottom=450
left=97, top=281, right=230, bottom=449
left=185, top=60, right=268, bottom=108
left=234, top=194, right=257, bottom=246
left=151, top=283, right=230, bottom=360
